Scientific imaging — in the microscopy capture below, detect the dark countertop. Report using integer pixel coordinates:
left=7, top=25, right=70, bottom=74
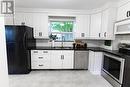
left=29, top=46, right=130, bottom=59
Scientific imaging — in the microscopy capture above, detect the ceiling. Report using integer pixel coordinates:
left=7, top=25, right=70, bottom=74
left=15, top=0, right=119, bottom=10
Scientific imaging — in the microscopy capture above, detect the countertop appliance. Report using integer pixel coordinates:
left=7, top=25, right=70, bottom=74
left=102, top=53, right=125, bottom=87
left=5, top=25, right=36, bottom=74
left=74, top=51, right=89, bottom=69
left=119, top=43, right=130, bottom=55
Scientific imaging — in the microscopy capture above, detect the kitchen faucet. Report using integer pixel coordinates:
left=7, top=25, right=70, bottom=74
left=61, top=36, right=65, bottom=48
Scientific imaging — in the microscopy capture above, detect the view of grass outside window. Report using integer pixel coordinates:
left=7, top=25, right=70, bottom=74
left=50, top=21, right=74, bottom=42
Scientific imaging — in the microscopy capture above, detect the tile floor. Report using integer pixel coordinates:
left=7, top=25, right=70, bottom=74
left=9, top=70, right=113, bottom=87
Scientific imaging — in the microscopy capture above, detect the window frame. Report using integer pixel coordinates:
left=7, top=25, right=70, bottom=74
left=49, top=20, right=75, bottom=42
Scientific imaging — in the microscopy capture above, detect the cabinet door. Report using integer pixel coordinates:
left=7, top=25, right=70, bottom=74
left=75, top=15, right=90, bottom=39
left=62, top=51, right=74, bottom=69
left=50, top=51, right=62, bottom=69
left=14, top=13, right=33, bottom=27
left=93, top=52, right=103, bottom=75
left=90, top=13, right=101, bottom=38
left=101, top=8, right=117, bottom=39
left=89, top=51, right=103, bottom=75
left=88, top=51, right=95, bottom=73
left=117, top=2, right=130, bottom=21
left=101, top=10, right=108, bottom=38
left=33, top=13, right=49, bottom=38
left=14, top=13, right=25, bottom=25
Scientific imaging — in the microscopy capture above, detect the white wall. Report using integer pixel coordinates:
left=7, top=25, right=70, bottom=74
left=0, top=0, right=9, bottom=87
left=0, top=15, right=9, bottom=87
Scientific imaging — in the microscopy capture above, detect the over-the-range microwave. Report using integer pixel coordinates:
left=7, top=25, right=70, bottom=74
left=115, top=19, right=130, bottom=35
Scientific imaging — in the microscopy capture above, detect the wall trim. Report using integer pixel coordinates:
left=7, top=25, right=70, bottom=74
left=15, top=2, right=117, bottom=15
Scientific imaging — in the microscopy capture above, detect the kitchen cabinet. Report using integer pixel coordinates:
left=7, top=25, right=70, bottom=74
left=33, top=13, right=49, bottom=39
left=14, top=13, right=33, bottom=27
left=50, top=51, right=62, bottom=69
left=31, top=50, right=51, bottom=69
left=51, top=50, right=74, bottom=69
left=101, top=8, right=117, bottom=39
left=90, top=13, right=102, bottom=38
left=62, top=50, right=74, bottom=69
left=31, top=50, right=74, bottom=69
left=14, top=13, right=49, bottom=39
left=117, top=2, right=130, bottom=21
left=75, top=15, right=90, bottom=39
left=89, top=8, right=116, bottom=40
left=89, top=51, right=103, bottom=75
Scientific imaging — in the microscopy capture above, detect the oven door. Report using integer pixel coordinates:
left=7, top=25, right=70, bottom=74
left=103, top=53, right=125, bottom=84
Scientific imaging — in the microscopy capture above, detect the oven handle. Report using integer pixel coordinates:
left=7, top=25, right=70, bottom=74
left=104, top=53, right=125, bottom=62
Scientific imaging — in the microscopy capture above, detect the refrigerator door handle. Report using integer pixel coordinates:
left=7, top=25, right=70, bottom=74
left=23, top=31, right=27, bottom=49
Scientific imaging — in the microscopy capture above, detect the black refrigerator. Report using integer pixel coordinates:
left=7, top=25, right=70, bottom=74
left=5, top=25, right=36, bottom=74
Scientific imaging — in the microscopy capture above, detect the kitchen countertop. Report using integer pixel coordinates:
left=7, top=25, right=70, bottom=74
left=29, top=47, right=130, bottom=59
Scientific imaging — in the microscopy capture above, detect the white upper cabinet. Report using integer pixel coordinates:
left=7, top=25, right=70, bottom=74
left=33, top=13, right=49, bottom=39
left=117, top=2, right=130, bottom=21
left=14, top=13, right=49, bottom=39
left=14, top=13, right=33, bottom=27
left=101, top=8, right=117, bottom=40
left=90, top=13, right=102, bottom=38
left=89, top=8, right=116, bottom=40
left=75, top=15, right=90, bottom=39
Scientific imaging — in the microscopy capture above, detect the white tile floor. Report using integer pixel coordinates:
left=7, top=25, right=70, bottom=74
left=9, top=70, right=113, bottom=87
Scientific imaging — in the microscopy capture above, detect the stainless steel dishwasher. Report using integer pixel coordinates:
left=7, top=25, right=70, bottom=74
left=74, top=51, right=89, bottom=69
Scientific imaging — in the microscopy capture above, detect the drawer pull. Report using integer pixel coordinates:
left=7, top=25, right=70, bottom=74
left=43, top=51, right=48, bottom=53
left=34, top=51, right=38, bottom=53
left=38, top=57, right=43, bottom=59
left=39, top=65, right=44, bottom=66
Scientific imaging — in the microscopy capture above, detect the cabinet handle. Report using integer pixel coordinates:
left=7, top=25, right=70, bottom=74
left=81, top=33, right=85, bottom=37
left=127, top=11, right=130, bottom=17
left=104, top=32, right=106, bottom=37
left=39, top=64, right=44, bottom=66
left=61, top=55, right=64, bottom=60
left=43, top=51, right=48, bottom=53
left=38, top=57, right=43, bottom=59
left=99, top=33, right=101, bottom=37
left=61, top=55, right=63, bottom=59
left=39, top=32, right=42, bottom=37
left=63, top=55, right=64, bottom=60
left=127, top=11, right=129, bottom=17
left=34, top=51, right=38, bottom=53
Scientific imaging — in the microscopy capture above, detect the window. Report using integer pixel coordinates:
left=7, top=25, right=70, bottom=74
left=49, top=16, right=75, bottom=42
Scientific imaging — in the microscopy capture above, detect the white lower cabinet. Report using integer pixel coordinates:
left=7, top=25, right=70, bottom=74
left=31, top=50, right=51, bottom=69
left=61, top=50, right=74, bottom=69
left=31, top=50, right=74, bottom=69
left=51, top=50, right=74, bottom=69
left=50, top=51, right=62, bottom=69
left=89, top=51, right=103, bottom=75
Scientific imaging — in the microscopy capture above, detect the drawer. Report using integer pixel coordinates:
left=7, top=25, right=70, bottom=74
left=31, top=50, right=50, bottom=55
left=31, top=56, right=50, bottom=61
left=31, top=61, right=50, bottom=69
left=31, top=50, right=43, bottom=54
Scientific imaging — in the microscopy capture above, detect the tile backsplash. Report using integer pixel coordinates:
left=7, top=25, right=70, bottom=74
left=36, top=39, right=104, bottom=48
left=112, top=35, right=130, bottom=50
